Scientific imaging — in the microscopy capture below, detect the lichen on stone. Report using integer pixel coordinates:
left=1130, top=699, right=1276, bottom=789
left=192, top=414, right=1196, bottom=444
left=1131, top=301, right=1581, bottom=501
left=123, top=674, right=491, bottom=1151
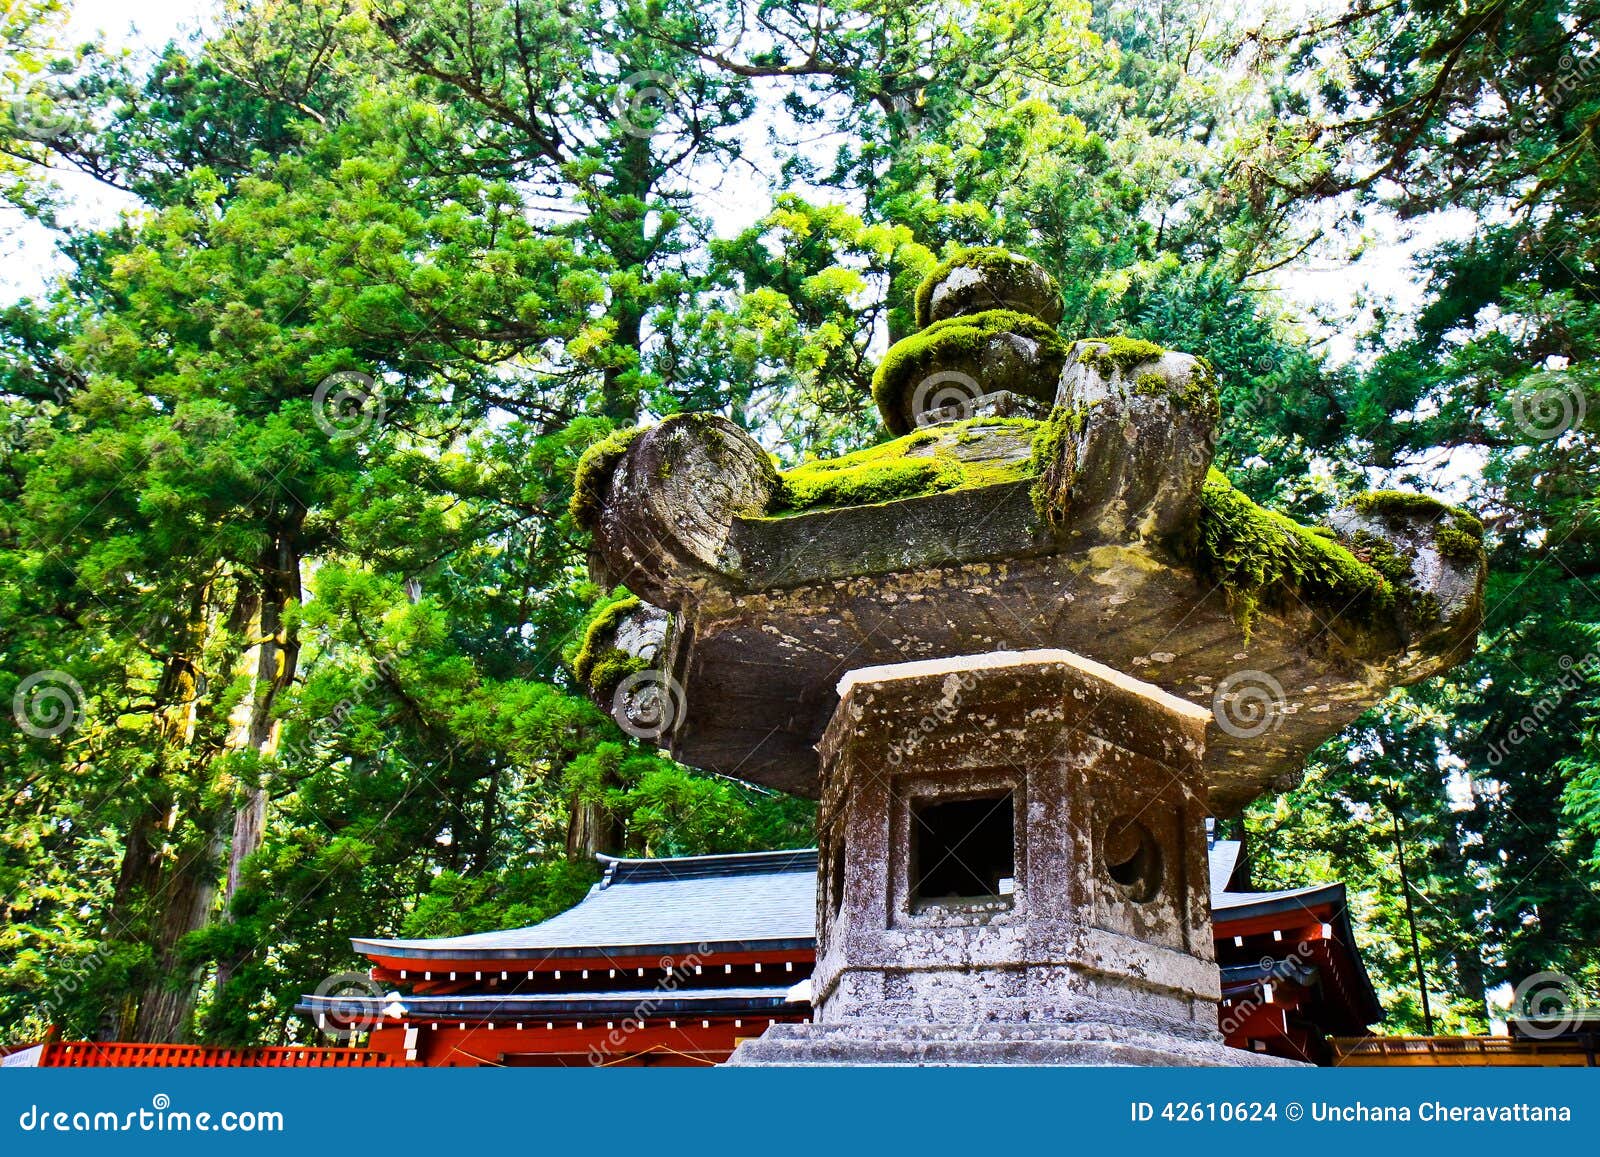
left=1347, top=530, right=1440, bottom=624
left=768, top=418, right=1040, bottom=516
left=1348, top=490, right=1485, bottom=565
left=913, top=247, right=1061, bottom=330
left=571, top=586, right=648, bottom=698
left=1195, top=469, right=1395, bottom=640
left=569, top=424, right=648, bottom=532
left=871, top=309, right=1069, bottom=430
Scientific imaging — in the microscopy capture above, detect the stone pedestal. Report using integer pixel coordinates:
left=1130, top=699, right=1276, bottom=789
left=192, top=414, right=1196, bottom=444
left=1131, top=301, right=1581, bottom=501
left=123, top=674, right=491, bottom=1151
left=729, top=649, right=1298, bottom=1066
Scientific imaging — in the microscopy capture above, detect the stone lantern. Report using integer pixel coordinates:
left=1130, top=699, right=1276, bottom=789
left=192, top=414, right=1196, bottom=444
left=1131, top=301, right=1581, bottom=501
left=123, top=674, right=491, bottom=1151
left=567, top=250, right=1485, bottom=1064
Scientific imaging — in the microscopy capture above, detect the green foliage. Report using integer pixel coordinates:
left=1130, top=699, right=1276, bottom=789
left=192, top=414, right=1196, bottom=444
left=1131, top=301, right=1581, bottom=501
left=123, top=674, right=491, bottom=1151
left=402, top=861, right=601, bottom=940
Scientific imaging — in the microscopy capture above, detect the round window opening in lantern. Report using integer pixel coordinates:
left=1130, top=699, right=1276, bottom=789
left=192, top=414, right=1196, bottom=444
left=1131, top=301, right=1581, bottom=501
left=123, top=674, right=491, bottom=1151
left=1104, top=816, right=1162, bottom=903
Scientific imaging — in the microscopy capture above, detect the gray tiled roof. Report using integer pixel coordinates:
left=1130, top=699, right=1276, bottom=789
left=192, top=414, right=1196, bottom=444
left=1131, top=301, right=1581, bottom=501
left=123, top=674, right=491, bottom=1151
left=354, top=844, right=1338, bottom=961
left=354, top=849, right=817, bottom=960
left=1209, top=839, right=1243, bottom=895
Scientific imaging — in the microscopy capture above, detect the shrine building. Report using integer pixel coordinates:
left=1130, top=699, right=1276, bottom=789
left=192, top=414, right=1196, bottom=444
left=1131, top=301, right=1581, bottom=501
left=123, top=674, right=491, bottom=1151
left=297, top=837, right=1380, bottom=1066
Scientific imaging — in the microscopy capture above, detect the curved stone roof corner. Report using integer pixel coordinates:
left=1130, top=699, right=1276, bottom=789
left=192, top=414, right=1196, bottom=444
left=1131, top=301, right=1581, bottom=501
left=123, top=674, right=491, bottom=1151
left=569, top=251, right=1486, bottom=814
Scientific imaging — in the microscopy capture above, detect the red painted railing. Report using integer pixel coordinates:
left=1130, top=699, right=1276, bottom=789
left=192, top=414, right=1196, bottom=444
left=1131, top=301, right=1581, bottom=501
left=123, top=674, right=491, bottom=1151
left=35, top=1041, right=399, bottom=1068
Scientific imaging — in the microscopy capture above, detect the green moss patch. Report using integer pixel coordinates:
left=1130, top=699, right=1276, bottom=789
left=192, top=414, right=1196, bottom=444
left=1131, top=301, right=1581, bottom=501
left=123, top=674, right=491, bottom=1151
left=769, top=419, right=1040, bottom=515
left=1028, top=403, right=1095, bottom=524
left=1075, top=336, right=1167, bottom=376
left=872, top=309, right=1069, bottom=433
left=1195, top=469, right=1396, bottom=640
left=1347, top=530, right=1441, bottom=624
left=569, top=424, right=647, bottom=532
left=571, top=587, right=648, bottom=698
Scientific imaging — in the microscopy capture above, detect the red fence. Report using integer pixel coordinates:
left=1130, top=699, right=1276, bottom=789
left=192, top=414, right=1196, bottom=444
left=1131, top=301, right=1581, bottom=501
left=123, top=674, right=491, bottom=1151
left=31, top=1041, right=400, bottom=1068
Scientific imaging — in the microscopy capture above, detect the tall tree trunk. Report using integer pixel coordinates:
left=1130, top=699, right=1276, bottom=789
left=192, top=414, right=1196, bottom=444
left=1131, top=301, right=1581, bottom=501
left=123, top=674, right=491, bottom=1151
left=1439, top=826, right=1491, bottom=1026
left=212, top=528, right=302, bottom=1012
left=104, top=583, right=232, bottom=1042
left=565, top=795, right=616, bottom=860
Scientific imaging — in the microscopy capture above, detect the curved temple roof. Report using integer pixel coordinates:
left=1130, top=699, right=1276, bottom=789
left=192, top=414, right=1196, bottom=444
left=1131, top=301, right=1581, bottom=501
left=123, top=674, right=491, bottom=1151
left=353, top=849, right=818, bottom=961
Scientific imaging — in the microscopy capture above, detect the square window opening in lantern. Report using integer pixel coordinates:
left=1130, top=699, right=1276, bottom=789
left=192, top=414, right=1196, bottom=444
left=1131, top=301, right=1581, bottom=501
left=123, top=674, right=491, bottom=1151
left=910, top=792, right=1015, bottom=907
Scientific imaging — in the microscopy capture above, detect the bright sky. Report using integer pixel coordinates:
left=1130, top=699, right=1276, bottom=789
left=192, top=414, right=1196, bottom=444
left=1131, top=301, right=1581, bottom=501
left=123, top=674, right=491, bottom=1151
left=6, top=0, right=1466, bottom=368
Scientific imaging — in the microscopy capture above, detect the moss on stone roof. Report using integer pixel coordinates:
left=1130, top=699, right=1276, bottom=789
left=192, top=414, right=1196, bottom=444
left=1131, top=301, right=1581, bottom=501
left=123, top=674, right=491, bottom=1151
left=1195, top=469, right=1396, bottom=640
left=913, top=247, right=1060, bottom=330
left=571, top=587, right=648, bottom=699
left=871, top=309, right=1069, bottom=431
left=768, top=418, right=1041, bottom=516
left=1348, top=490, right=1485, bottom=564
left=569, top=424, right=647, bottom=532
left=1075, top=336, right=1167, bottom=376
left=1029, top=402, right=1095, bottom=524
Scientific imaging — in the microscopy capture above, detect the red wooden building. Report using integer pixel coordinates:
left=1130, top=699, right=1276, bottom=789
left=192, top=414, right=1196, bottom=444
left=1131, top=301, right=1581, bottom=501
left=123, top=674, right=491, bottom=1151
left=299, top=839, right=1381, bottom=1066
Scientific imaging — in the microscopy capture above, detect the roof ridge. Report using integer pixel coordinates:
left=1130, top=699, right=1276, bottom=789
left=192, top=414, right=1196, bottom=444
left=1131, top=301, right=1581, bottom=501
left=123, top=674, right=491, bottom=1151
left=596, top=847, right=818, bottom=886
